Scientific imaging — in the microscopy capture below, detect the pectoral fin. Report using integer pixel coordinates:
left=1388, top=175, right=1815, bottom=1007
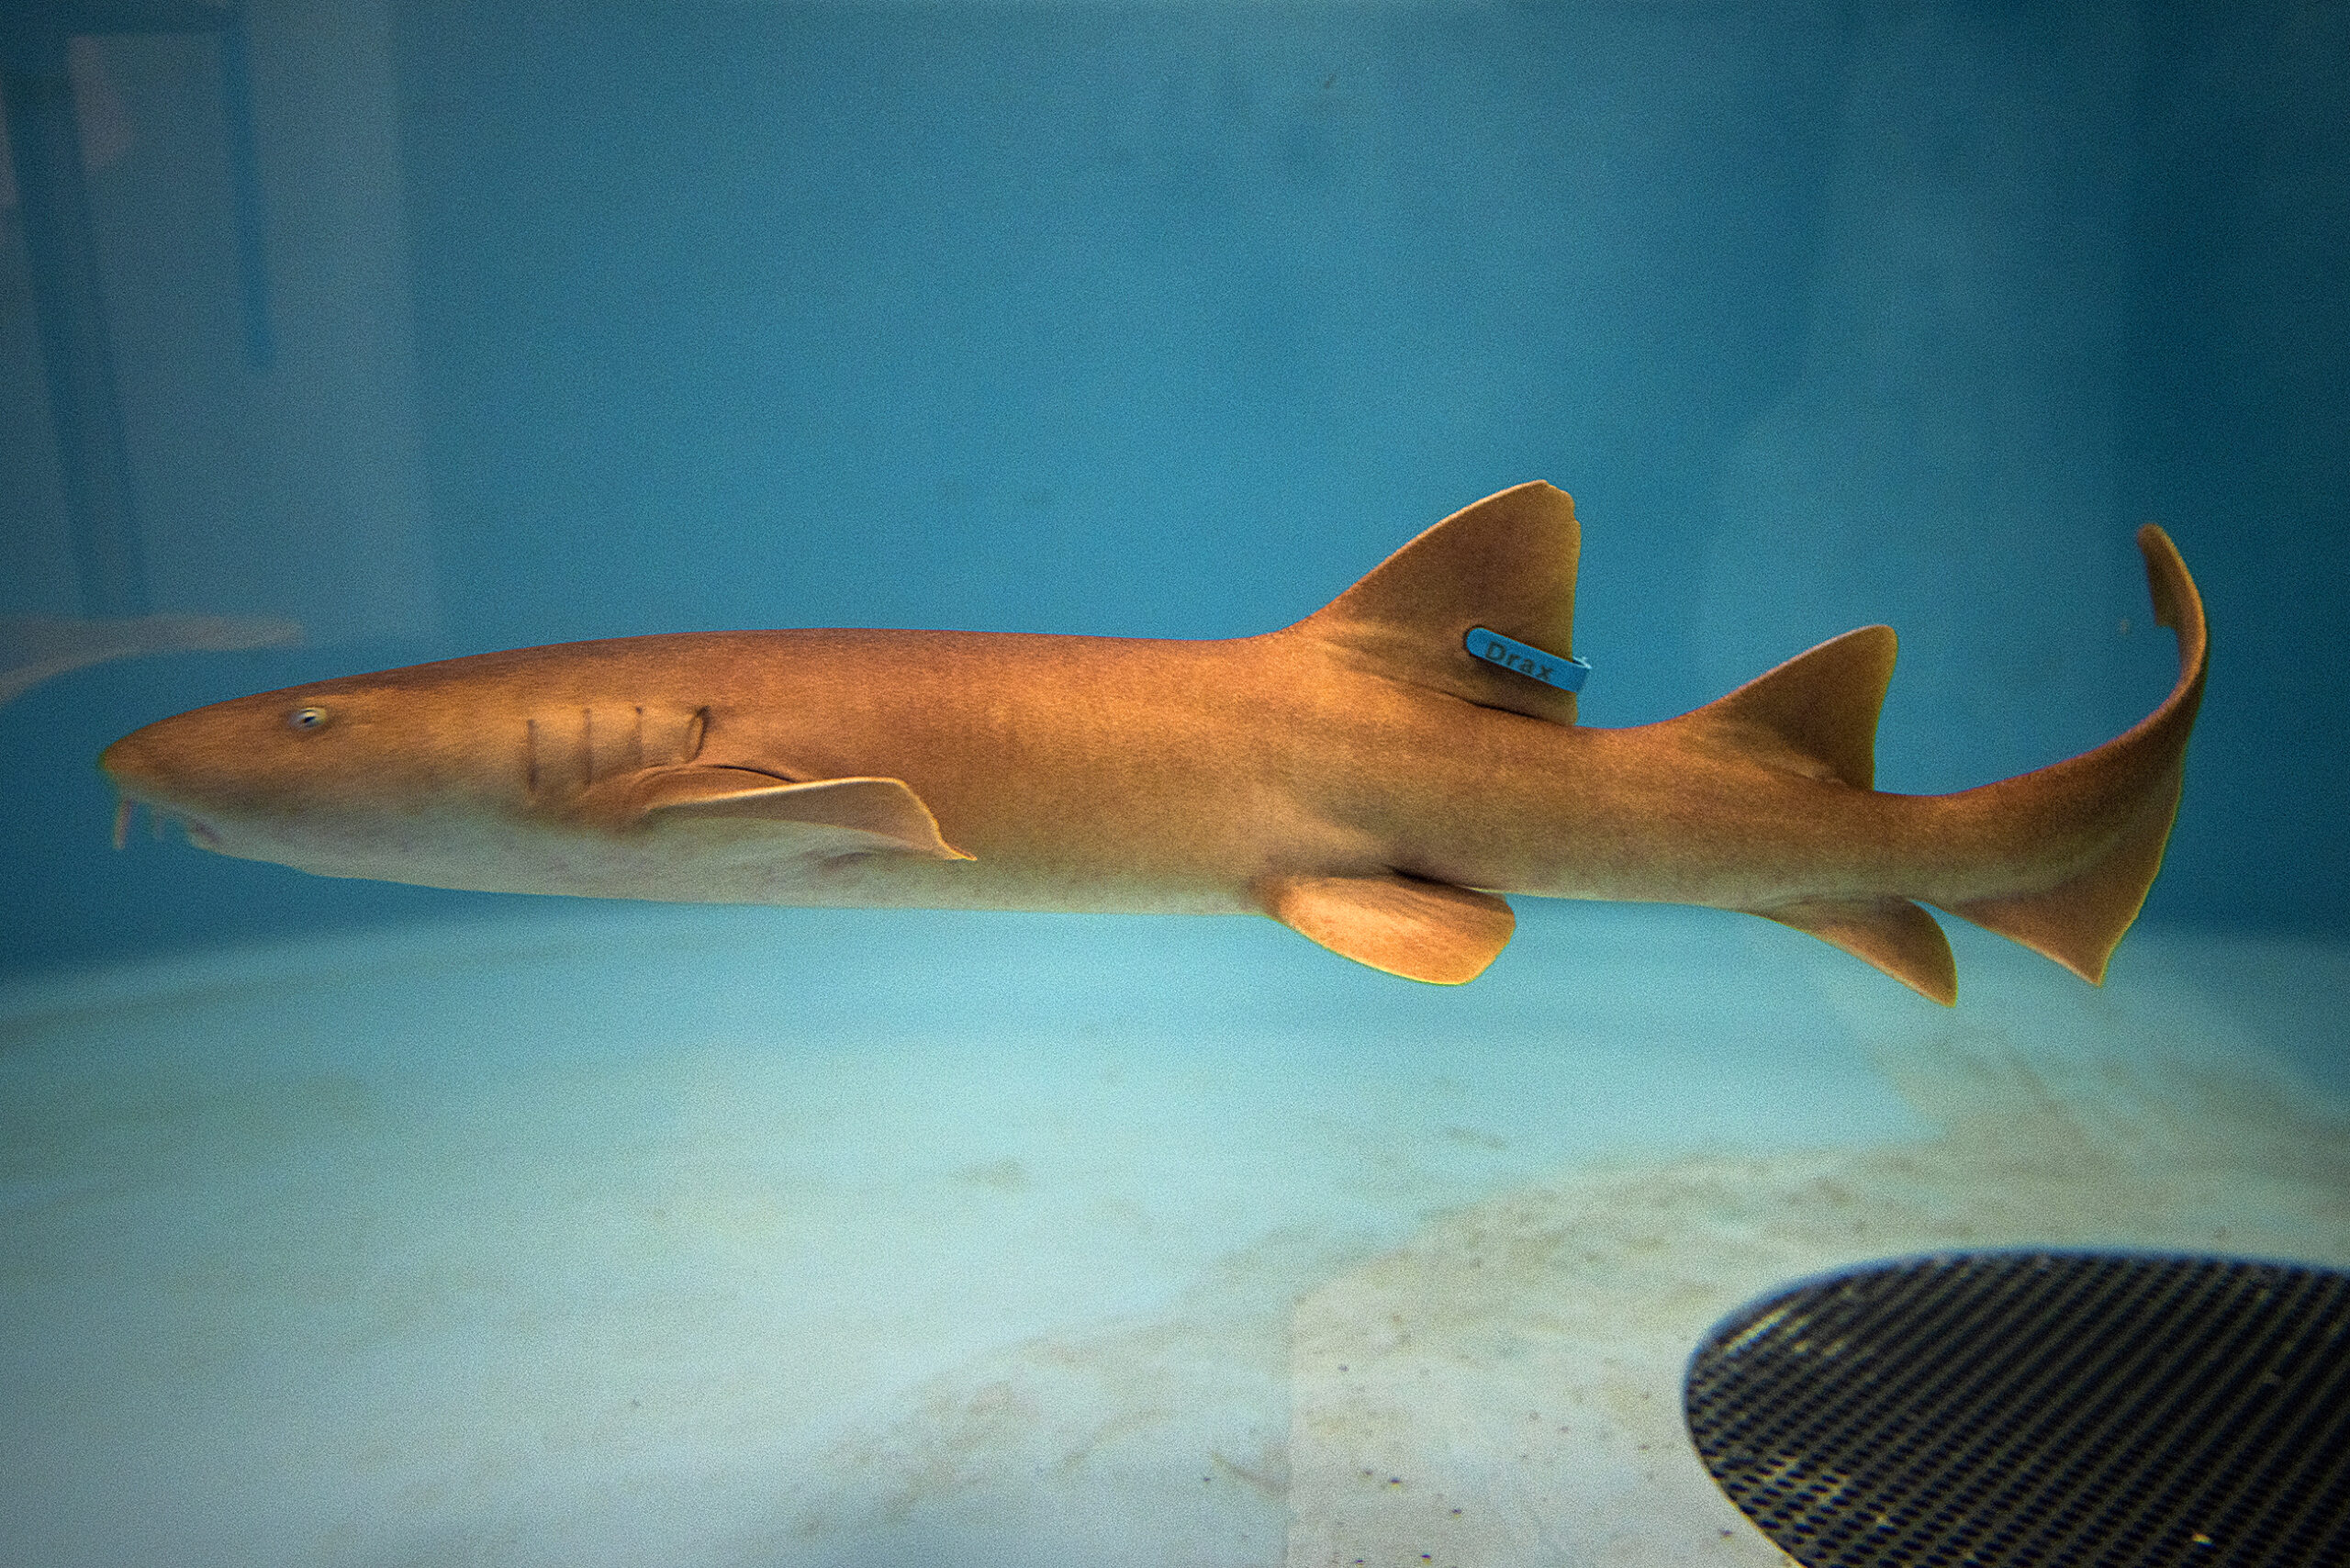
left=1261, top=873, right=1515, bottom=984
left=1759, top=896, right=1955, bottom=1005
left=604, top=767, right=972, bottom=860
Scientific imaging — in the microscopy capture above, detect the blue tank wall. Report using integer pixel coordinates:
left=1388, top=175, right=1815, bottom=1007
left=2, top=0, right=2343, bottom=976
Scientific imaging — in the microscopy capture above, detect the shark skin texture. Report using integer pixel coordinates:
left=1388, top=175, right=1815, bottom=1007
left=98, top=484, right=2208, bottom=1003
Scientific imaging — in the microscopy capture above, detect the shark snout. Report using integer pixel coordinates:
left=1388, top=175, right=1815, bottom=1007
left=99, top=707, right=265, bottom=810
left=97, top=731, right=159, bottom=792
left=99, top=724, right=229, bottom=851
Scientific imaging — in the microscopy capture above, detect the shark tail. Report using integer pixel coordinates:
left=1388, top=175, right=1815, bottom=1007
left=1683, top=525, right=2206, bottom=1005
left=1939, top=524, right=2208, bottom=985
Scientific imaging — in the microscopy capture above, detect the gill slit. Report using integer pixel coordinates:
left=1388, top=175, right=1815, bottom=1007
left=582, top=707, right=594, bottom=785
left=526, top=718, right=539, bottom=797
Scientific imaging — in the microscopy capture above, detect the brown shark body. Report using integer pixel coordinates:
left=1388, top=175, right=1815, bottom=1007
left=97, top=484, right=2207, bottom=1002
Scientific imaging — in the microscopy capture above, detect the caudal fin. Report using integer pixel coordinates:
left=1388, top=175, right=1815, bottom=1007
left=1943, top=525, right=2209, bottom=984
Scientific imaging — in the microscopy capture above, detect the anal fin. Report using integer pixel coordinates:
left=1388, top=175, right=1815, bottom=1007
left=1760, top=896, right=1956, bottom=1005
left=1262, top=873, right=1515, bottom=984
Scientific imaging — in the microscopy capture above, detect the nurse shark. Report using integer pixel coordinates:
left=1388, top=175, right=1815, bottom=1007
left=98, top=484, right=2207, bottom=1003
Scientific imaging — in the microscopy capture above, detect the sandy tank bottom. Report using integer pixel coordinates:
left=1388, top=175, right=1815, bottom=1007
left=1, top=901, right=2344, bottom=1568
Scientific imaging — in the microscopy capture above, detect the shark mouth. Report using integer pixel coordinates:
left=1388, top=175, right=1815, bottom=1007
left=111, top=795, right=220, bottom=851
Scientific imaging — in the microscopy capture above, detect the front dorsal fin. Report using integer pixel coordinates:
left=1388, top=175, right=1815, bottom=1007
left=1295, top=482, right=1583, bottom=725
left=1684, top=625, right=1897, bottom=788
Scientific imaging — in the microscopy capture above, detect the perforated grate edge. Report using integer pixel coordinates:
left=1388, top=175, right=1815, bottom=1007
left=1684, top=1252, right=2350, bottom=1568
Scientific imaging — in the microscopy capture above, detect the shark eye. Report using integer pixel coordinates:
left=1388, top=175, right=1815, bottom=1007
left=287, top=705, right=331, bottom=732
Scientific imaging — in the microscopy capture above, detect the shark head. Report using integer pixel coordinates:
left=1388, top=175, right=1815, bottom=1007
left=98, top=670, right=542, bottom=884
left=98, top=646, right=969, bottom=898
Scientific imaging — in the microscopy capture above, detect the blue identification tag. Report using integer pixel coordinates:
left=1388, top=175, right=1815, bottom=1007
left=1466, top=627, right=1591, bottom=692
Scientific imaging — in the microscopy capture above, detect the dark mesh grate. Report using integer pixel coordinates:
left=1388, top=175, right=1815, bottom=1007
left=1684, top=1252, right=2350, bottom=1567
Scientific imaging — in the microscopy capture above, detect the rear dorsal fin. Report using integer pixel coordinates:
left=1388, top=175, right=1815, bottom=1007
left=1684, top=625, right=1897, bottom=788
left=1295, top=482, right=1583, bottom=724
